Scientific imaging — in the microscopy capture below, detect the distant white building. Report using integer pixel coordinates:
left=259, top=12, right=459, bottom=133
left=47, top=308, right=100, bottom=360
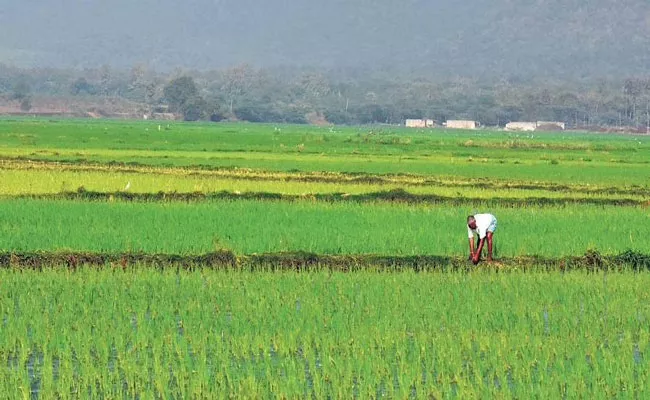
left=405, top=119, right=435, bottom=128
left=505, top=122, right=537, bottom=131
left=505, top=121, right=566, bottom=131
left=445, top=120, right=478, bottom=129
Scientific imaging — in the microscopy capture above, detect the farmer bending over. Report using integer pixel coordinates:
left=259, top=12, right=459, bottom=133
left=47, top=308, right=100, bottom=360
left=467, top=214, right=497, bottom=264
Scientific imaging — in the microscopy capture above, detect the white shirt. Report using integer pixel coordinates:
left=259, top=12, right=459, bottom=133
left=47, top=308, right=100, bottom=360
left=467, top=213, right=497, bottom=239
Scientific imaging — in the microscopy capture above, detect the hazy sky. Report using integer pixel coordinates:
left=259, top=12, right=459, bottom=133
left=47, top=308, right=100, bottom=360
left=1, top=0, right=649, bottom=77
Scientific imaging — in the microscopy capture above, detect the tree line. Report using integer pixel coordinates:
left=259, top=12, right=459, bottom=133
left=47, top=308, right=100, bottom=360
left=1, top=63, right=649, bottom=128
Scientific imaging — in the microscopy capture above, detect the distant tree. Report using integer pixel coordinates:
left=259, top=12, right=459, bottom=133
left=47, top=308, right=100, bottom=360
left=296, top=73, right=331, bottom=99
left=127, top=64, right=155, bottom=103
left=11, top=80, right=32, bottom=111
left=164, top=76, right=198, bottom=110
left=2, top=62, right=649, bottom=128
left=209, top=107, right=227, bottom=122
left=234, top=102, right=275, bottom=123
left=623, top=78, right=647, bottom=124
left=11, top=80, right=30, bottom=102
left=324, top=109, right=353, bottom=125
left=180, top=96, right=208, bottom=121
left=99, top=65, right=112, bottom=96
left=20, top=97, right=32, bottom=112
left=163, top=76, right=209, bottom=121
left=354, top=104, right=390, bottom=124
left=221, top=64, right=256, bottom=114
left=144, top=82, right=158, bottom=104
left=70, top=78, right=96, bottom=95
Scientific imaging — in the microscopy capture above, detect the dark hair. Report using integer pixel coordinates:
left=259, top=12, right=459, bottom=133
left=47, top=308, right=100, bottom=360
left=467, top=215, right=475, bottom=224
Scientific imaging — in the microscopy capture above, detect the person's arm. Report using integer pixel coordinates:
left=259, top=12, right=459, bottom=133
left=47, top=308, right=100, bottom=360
left=468, top=227, right=475, bottom=258
left=468, top=236, right=475, bottom=259
left=473, top=237, right=486, bottom=262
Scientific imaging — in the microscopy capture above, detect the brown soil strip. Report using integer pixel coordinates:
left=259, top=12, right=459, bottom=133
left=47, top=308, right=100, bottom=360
left=0, top=250, right=647, bottom=271
left=6, top=189, right=645, bottom=207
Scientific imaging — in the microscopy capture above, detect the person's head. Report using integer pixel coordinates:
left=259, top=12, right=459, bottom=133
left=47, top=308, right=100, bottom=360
left=467, top=215, right=477, bottom=229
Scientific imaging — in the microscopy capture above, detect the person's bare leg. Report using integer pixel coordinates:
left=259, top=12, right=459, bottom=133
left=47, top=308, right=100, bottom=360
left=487, top=232, right=494, bottom=261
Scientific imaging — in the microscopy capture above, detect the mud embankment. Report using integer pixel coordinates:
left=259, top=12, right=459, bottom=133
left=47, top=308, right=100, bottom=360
left=1, top=250, right=648, bottom=271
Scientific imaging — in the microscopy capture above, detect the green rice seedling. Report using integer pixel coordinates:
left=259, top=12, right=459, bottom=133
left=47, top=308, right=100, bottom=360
left=1, top=119, right=648, bottom=186
left=3, top=144, right=648, bottom=187
left=0, top=198, right=646, bottom=257
left=1, top=261, right=650, bottom=397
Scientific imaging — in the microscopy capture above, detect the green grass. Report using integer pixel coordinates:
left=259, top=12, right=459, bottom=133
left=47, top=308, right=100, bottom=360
left=1, top=119, right=649, bottom=398
left=1, top=119, right=648, bottom=187
left=0, top=268, right=648, bottom=398
left=0, top=119, right=646, bottom=257
left=4, top=146, right=649, bottom=186
left=2, top=166, right=648, bottom=203
left=0, top=198, right=645, bottom=257
left=1, top=119, right=647, bottom=158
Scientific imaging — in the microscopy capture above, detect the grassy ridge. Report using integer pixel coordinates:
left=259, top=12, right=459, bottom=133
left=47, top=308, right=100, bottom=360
left=0, top=199, right=645, bottom=257
left=1, top=268, right=648, bottom=397
left=2, top=161, right=649, bottom=201
left=7, top=189, right=648, bottom=208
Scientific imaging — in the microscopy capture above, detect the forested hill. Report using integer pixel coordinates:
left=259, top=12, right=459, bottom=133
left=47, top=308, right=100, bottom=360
left=0, top=0, right=648, bottom=78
